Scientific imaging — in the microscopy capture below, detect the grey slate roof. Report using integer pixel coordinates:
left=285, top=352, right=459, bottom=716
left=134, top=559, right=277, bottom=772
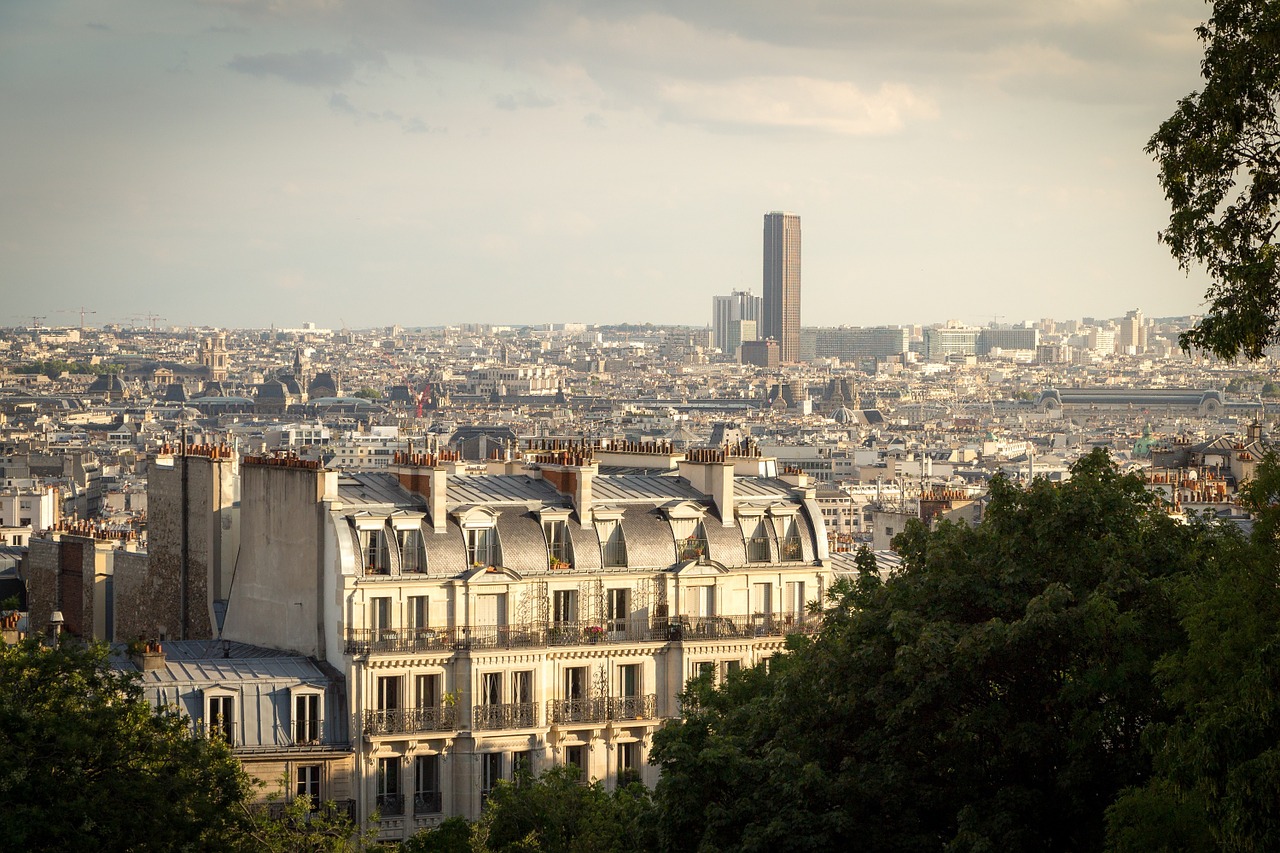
left=617, top=505, right=676, bottom=568
left=495, top=508, right=549, bottom=575
left=704, top=518, right=747, bottom=566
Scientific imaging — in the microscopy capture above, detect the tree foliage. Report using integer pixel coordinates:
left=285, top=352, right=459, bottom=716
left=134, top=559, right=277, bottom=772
left=1108, top=453, right=1280, bottom=851
left=1149, top=0, right=1280, bottom=359
left=0, top=638, right=253, bottom=852
left=651, top=450, right=1222, bottom=852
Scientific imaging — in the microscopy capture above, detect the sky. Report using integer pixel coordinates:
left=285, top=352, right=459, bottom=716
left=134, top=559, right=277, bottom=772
left=0, top=0, right=1218, bottom=330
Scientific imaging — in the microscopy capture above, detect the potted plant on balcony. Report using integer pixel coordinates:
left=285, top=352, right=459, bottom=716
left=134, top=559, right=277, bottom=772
left=549, top=556, right=569, bottom=570
left=584, top=625, right=605, bottom=644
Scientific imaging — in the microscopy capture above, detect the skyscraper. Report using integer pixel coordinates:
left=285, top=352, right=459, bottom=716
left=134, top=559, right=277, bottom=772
left=711, top=290, right=762, bottom=352
left=762, top=211, right=801, bottom=362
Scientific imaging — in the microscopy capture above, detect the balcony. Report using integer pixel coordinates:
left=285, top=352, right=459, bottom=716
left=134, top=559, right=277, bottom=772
left=345, top=627, right=455, bottom=655
left=745, top=536, right=771, bottom=562
left=665, top=612, right=823, bottom=641
left=413, top=791, right=443, bottom=815
left=547, top=620, right=665, bottom=646
left=546, top=694, right=658, bottom=724
left=472, top=702, right=538, bottom=731
left=466, top=625, right=547, bottom=650
left=376, top=793, right=404, bottom=817
left=780, top=537, right=804, bottom=561
left=364, top=706, right=457, bottom=736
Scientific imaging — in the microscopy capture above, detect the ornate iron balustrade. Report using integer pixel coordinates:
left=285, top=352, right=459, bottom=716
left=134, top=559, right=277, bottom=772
left=607, top=694, right=657, bottom=720
left=466, top=625, right=547, bottom=650
left=472, top=702, right=538, bottom=731
left=345, top=627, right=456, bottom=655
left=665, top=612, right=824, bottom=640
left=376, top=793, right=404, bottom=817
left=364, top=706, right=457, bottom=735
left=780, top=537, right=804, bottom=561
left=414, top=791, right=443, bottom=815
left=677, top=537, right=710, bottom=562
left=546, top=697, right=609, bottom=724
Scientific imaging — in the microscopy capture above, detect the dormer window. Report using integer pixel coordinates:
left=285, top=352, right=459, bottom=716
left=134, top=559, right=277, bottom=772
left=290, top=686, right=324, bottom=745
left=398, top=527, right=424, bottom=573
left=544, top=519, right=571, bottom=569
left=205, top=689, right=237, bottom=744
left=744, top=517, right=771, bottom=562
left=677, top=522, right=709, bottom=563
left=596, top=519, right=627, bottom=568
left=466, top=527, right=499, bottom=567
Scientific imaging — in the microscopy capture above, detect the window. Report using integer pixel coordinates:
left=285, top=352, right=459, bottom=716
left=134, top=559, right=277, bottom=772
left=618, top=664, right=640, bottom=699
left=677, top=522, right=709, bottom=562
left=563, top=666, right=586, bottom=701
left=466, top=526, right=499, bottom=567
left=370, top=597, right=393, bottom=639
left=377, top=756, right=403, bottom=815
left=208, top=694, right=236, bottom=743
left=785, top=581, right=806, bottom=618
left=544, top=519, right=571, bottom=568
left=606, top=588, right=629, bottom=633
left=599, top=521, right=627, bottom=567
left=780, top=519, right=803, bottom=560
left=512, top=670, right=532, bottom=705
left=482, top=672, right=503, bottom=707
left=481, top=753, right=503, bottom=804
left=414, top=755, right=441, bottom=814
left=408, top=596, right=429, bottom=636
left=752, top=582, right=773, bottom=616
left=552, top=589, right=578, bottom=625
left=617, top=742, right=640, bottom=785
left=293, top=692, right=320, bottom=744
left=564, top=745, right=586, bottom=783
left=475, top=593, right=507, bottom=627
left=399, top=527, right=423, bottom=572
left=364, top=528, right=388, bottom=573
left=415, top=673, right=441, bottom=709
left=377, top=675, right=401, bottom=711
left=513, top=750, right=533, bottom=783
left=684, top=585, right=715, bottom=618
left=296, top=764, right=321, bottom=811
left=745, top=518, right=771, bottom=562
left=722, top=659, right=742, bottom=681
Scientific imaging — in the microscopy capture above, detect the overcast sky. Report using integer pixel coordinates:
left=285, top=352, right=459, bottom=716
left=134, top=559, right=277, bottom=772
left=1, top=0, right=1216, bottom=330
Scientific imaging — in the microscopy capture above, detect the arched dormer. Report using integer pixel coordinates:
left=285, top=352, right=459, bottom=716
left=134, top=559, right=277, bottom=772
left=662, top=500, right=710, bottom=564
left=452, top=505, right=502, bottom=568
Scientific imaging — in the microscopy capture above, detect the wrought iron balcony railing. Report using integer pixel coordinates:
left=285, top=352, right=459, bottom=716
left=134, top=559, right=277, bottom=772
left=472, top=702, right=538, bottom=731
left=414, top=791, right=443, bottom=815
left=363, top=706, right=457, bottom=736
left=376, top=793, right=404, bottom=817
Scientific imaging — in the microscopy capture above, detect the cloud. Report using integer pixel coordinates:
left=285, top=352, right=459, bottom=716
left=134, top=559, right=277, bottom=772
left=86, top=22, right=110, bottom=31
left=493, top=88, right=555, bottom=111
left=228, top=45, right=383, bottom=88
left=328, top=90, right=443, bottom=134
left=658, top=76, right=938, bottom=136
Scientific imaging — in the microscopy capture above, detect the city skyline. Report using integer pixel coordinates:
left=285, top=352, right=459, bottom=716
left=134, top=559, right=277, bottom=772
left=4, top=1, right=1215, bottom=329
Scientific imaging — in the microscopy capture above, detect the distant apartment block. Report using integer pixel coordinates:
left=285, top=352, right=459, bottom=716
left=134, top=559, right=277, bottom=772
left=976, top=328, right=1040, bottom=355
left=741, top=339, right=780, bottom=368
left=809, top=326, right=910, bottom=362
left=922, top=324, right=980, bottom=360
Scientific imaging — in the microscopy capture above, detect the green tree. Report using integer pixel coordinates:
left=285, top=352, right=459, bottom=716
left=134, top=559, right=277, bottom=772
left=0, top=638, right=253, bottom=852
left=1149, top=0, right=1280, bottom=359
left=239, top=779, right=377, bottom=853
left=401, top=816, right=475, bottom=853
left=473, top=764, right=656, bottom=853
left=652, top=450, right=1221, bottom=852
left=353, top=386, right=383, bottom=399
left=1108, top=454, right=1280, bottom=852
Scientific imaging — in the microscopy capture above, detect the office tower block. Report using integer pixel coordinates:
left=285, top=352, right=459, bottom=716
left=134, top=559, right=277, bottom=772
left=763, top=212, right=801, bottom=362
left=712, top=291, right=762, bottom=352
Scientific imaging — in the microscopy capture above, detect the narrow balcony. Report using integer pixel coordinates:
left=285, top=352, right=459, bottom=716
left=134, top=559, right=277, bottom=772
left=547, top=694, right=658, bottom=724
left=472, top=702, right=538, bottom=731
left=364, top=706, right=457, bottom=736
left=345, top=627, right=456, bottom=655
left=413, top=791, right=443, bottom=815
left=665, top=612, right=823, bottom=641
left=376, top=793, right=405, bottom=817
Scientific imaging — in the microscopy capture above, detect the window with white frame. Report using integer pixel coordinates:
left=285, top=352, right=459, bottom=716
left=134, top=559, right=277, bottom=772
left=481, top=753, right=503, bottom=804
left=362, top=526, right=389, bottom=573
left=552, top=589, right=578, bottom=625
left=296, top=764, right=321, bottom=810
left=206, top=691, right=236, bottom=743
left=370, top=596, right=393, bottom=639
left=414, top=754, right=441, bottom=814
left=598, top=520, right=627, bottom=567
left=606, top=587, right=629, bottom=633
left=466, top=526, right=499, bottom=567
left=292, top=689, right=322, bottom=744
left=543, top=518, right=571, bottom=568
left=399, top=527, right=424, bottom=573
left=415, top=673, right=441, bottom=709
left=617, top=742, right=639, bottom=784
left=408, top=595, right=429, bottom=636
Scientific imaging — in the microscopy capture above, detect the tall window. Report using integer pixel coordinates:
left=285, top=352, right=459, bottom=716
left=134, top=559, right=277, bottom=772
left=415, top=673, right=441, bottom=709
left=599, top=521, right=627, bottom=567
left=482, top=672, right=503, bottom=708
left=564, top=745, right=586, bottom=783
left=752, top=582, right=773, bottom=616
left=408, top=596, right=429, bottom=635
left=745, top=518, right=771, bottom=562
left=377, top=676, right=401, bottom=711
left=784, top=581, right=806, bottom=618
left=466, top=527, right=498, bottom=567
left=511, top=670, right=532, bottom=705
left=780, top=518, right=803, bottom=561
left=552, top=589, right=578, bottom=624
left=208, top=694, right=235, bottom=742
left=607, top=588, right=630, bottom=633
left=544, top=519, right=571, bottom=568
left=364, top=528, right=388, bottom=573
left=377, top=756, right=402, bottom=814
left=296, top=764, right=321, bottom=810
left=370, top=597, right=392, bottom=638
left=414, top=755, right=441, bottom=814
left=293, top=692, right=320, bottom=744
left=563, top=667, right=586, bottom=701
left=399, top=527, right=423, bottom=572
left=617, top=742, right=639, bottom=785
left=481, top=753, right=503, bottom=805
left=618, top=664, right=640, bottom=699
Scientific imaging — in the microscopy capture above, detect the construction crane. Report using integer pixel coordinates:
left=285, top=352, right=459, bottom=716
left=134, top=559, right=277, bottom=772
left=27, top=315, right=46, bottom=330
left=126, top=313, right=166, bottom=331
left=57, top=306, right=97, bottom=329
